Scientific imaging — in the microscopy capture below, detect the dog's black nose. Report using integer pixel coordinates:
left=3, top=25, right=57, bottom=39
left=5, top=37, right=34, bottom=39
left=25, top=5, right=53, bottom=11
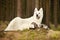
left=36, top=14, right=38, bottom=17
left=36, top=14, right=40, bottom=19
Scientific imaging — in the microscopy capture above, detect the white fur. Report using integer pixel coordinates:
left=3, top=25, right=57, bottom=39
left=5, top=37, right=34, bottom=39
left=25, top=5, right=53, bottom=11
left=41, top=24, right=49, bottom=29
left=4, top=8, right=43, bottom=31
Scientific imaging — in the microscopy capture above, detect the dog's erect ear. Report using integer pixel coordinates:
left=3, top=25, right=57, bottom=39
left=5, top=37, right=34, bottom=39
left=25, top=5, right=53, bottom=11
left=34, top=8, right=38, bottom=12
left=39, top=8, right=43, bottom=13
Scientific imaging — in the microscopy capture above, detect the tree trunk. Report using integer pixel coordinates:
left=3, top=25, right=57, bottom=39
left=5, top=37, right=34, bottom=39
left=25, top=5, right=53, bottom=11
left=14, top=0, right=17, bottom=17
left=39, top=0, right=43, bottom=8
left=6, top=0, right=11, bottom=21
left=53, top=0, right=58, bottom=27
left=35, top=0, right=39, bottom=9
left=32, top=0, right=35, bottom=15
left=42, top=0, right=46, bottom=24
left=0, top=0, right=2, bottom=20
left=26, top=0, right=32, bottom=17
left=17, top=0, right=22, bottom=17
left=45, top=0, right=51, bottom=28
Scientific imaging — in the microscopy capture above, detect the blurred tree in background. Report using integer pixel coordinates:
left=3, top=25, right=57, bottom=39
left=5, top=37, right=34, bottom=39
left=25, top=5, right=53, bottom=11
left=53, top=0, right=58, bottom=27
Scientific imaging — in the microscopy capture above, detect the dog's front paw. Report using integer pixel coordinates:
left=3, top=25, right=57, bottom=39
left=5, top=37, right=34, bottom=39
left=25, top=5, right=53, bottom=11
left=39, top=24, right=49, bottom=30
left=30, top=24, right=34, bottom=28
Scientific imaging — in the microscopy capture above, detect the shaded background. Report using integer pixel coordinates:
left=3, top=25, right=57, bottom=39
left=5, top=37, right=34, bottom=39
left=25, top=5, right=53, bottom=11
left=0, top=0, right=60, bottom=40
left=0, top=0, right=60, bottom=27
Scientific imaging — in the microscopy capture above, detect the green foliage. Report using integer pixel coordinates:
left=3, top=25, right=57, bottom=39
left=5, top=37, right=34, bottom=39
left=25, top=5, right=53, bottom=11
left=50, top=23, right=60, bottom=31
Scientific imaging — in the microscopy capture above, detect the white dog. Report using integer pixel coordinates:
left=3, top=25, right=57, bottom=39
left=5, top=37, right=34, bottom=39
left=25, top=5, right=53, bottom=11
left=4, top=8, right=43, bottom=31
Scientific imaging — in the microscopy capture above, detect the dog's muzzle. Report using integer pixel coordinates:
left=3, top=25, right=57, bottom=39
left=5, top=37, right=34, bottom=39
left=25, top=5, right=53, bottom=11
left=36, top=14, right=40, bottom=19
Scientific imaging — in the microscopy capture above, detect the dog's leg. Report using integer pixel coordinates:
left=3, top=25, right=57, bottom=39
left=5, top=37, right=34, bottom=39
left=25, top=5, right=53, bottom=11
left=29, top=22, right=39, bottom=30
left=39, top=24, right=49, bottom=30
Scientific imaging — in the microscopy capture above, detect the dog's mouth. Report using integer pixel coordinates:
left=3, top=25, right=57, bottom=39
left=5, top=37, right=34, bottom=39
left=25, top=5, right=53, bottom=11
left=36, top=14, right=40, bottom=19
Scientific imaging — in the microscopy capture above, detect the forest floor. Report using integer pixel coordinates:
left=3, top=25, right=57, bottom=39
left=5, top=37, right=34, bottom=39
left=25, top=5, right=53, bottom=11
left=0, top=21, right=60, bottom=40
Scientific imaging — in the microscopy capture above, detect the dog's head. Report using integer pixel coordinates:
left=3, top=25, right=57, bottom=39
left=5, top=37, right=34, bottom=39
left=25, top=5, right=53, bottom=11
left=34, top=8, right=43, bottom=19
